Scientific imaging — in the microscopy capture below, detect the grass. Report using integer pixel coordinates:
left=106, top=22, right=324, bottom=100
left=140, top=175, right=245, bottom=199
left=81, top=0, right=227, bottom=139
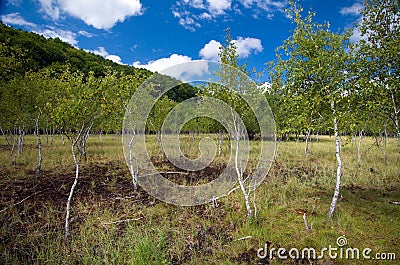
left=0, top=133, right=399, bottom=264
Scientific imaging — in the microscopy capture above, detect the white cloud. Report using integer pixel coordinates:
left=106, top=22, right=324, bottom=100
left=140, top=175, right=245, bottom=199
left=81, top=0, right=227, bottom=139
left=78, top=30, right=94, bottom=38
left=1, top=12, right=37, bottom=28
left=38, top=0, right=61, bottom=20
left=89, top=47, right=124, bottom=64
left=350, top=26, right=363, bottom=43
left=1, top=13, right=78, bottom=45
left=207, top=0, right=232, bottom=15
left=173, top=10, right=201, bottom=31
left=35, top=27, right=78, bottom=45
left=339, top=3, right=365, bottom=43
left=240, top=0, right=286, bottom=10
left=199, top=12, right=212, bottom=19
left=38, top=0, right=143, bottom=30
left=340, top=2, right=363, bottom=16
left=134, top=55, right=210, bottom=81
left=161, top=60, right=210, bottom=81
left=133, top=54, right=194, bottom=72
left=199, top=40, right=222, bottom=61
left=183, top=0, right=205, bottom=9
left=105, top=55, right=123, bottom=64
left=173, top=0, right=285, bottom=30
left=233, top=37, right=263, bottom=58
left=199, top=37, right=263, bottom=60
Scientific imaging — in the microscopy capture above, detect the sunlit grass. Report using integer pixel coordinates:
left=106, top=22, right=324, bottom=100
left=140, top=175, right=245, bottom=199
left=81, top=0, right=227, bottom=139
left=0, top=134, right=399, bottom=264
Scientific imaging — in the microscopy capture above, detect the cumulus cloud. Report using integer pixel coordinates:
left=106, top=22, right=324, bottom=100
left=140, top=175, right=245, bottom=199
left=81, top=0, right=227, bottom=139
left=199, top=40, right=222, bottom=61
left=234, top=37, right=263, bottom=58
left=89, top=47, right=124, bottom=64
left=133, top=54, right=194, bottom=72
left=199, top=37, right=263, bottom=60
left=1, top=12, right=36, bottom=28
left=133, top=54, right=209, bottom=81
left=340, top=2, right=363, bottom=16
left=38, top=0, right=143, bottom=30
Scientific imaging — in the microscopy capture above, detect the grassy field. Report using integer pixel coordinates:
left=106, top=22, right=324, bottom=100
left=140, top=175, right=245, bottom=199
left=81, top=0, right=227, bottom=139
left=0, top=134, right=399, bottom=264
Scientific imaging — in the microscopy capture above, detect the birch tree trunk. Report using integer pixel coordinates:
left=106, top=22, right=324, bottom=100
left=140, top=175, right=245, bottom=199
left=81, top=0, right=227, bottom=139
left=328, top=102, right=342, bottom=218
left=65, top=123, right=92, bottom=242
left=233, top=115, right=252, bottom=218
left=65, top=142, right=79, bottom=242
left=128, top=127, right=138, bottom=190
left=17, top=126, right=23, bottom=157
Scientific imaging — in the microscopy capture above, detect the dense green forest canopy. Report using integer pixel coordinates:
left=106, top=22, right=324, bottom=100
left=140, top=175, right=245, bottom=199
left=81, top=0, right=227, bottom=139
left=0, top=22, right=153, bottom=79
left=0, top=23, right=199, bottom=134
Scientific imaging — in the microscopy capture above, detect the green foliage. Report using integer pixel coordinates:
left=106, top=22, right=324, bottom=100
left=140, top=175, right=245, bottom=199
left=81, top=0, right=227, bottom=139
left=0, top=22, right=151, bottom=77
left=200, top=28, right=260, bottom=137
left=355, top=0, right=400, bottom=137
left=270, top=1, right=354, bottom=135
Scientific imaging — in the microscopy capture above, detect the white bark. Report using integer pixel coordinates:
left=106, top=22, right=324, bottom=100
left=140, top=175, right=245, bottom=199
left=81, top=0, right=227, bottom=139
left=328, top=102, right=342, bottom=218
left=65, top=123, right=92, bottom=242
left=17, top=127, right=24, bottom=157
left=65, top=145, right=79, bottom=242
left=128, top=127, right=138, bottom=190
left=233, top=114, right=252, bottom=218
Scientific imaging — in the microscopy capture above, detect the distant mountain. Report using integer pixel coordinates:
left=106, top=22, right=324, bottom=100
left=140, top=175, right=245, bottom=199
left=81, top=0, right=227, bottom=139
left=0, top=22, right=198, bottom=102
left=0, top=22, right=151, bottom=79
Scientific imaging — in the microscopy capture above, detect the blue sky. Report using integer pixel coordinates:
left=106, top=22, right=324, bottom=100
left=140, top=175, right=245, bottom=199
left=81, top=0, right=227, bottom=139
left=0, top=0, right=362, bottom=82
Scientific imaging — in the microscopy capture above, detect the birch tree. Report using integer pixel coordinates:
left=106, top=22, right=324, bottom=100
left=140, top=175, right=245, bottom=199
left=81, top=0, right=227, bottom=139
left=357, top=0, right=400, bottom=144
left=201, top=29, right=256, bottom=218
left=48, top=68, right=112, bottom=241
left=272, top=2, right=354, bottom=218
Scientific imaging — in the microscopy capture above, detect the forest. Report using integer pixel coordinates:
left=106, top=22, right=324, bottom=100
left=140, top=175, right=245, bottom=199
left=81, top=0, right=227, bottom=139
left=0, top=0, right=399, bottom=264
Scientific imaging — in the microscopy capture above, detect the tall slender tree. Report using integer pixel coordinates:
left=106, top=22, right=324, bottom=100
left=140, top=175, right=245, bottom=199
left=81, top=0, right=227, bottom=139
left=272, top=2, right=354, bottom=218
left=357, top=0, right=400, bottom=144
